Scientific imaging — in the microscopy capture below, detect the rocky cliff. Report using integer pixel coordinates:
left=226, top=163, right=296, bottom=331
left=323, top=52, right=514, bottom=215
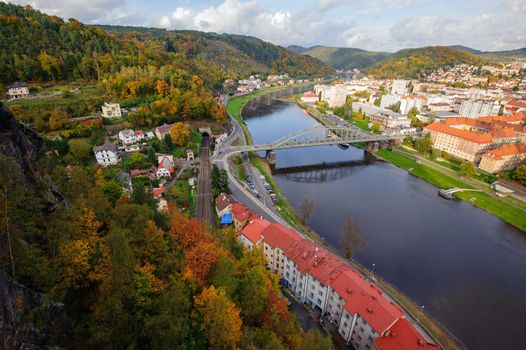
left=0, top=102, right=63, bottom=211
left=0, top=269, right=69, bottom=349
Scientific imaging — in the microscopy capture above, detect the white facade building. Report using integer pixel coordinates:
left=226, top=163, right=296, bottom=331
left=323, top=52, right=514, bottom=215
left=391, top=80, right=408, bottom=95
left=400, top=96, right=427, bottom=114
left=93, top=141, right=119, bottom=166
left=118, top=129, right=137, bottom=144
left=459, top=100, right=499, bottom=118
left=7, top=82, right=30, bottom=99
left=380, top=94, right=402, bottom=109
left=101, top=103, right=122, bottom=118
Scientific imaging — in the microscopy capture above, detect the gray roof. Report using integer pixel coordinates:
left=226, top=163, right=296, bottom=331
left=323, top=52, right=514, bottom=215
left=93, top=141, right=118, bottom=153
left=9, top=82, right=27, bottom=88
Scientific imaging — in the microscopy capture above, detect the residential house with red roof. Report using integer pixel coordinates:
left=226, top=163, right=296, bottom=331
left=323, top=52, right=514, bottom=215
left=215, top=193, right=236, bottom=217
left=260, top=223, right=302, bottom=276
left=373, top=318, right=439, bottom=350
left=231, top=203, right=260, bottom=231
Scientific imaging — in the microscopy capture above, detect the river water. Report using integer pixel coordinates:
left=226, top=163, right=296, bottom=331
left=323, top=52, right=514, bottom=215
left=242, top=88, right=526, bottom=350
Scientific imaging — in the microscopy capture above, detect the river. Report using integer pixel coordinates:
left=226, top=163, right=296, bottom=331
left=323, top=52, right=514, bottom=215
left=242, top=88, right=526, bottom=350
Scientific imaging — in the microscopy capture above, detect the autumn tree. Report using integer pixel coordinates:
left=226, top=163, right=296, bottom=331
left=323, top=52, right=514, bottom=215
left=38, top=51, right=61, bottom=81
left=192, top=286, right=242, bottom=350
left=155, top=79, right=170, bottom=97
left=185, top=242, right=223, bottom=285
left=298, top=195, right=315, bottom=224
left=170, top=212, right=210, bottom=251
left=170, top=122, right=191, bottom=147
left=340, top=218, right=366, bottom=260
left=459, top=161, right=476, bottom=178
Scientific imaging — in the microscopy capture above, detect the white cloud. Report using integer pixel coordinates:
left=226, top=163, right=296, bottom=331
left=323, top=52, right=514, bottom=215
left=172, top=7, right=190, bottom=20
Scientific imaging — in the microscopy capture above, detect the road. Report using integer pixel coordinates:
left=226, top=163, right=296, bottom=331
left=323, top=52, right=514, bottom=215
left=196, top=135, right=213, bottom=227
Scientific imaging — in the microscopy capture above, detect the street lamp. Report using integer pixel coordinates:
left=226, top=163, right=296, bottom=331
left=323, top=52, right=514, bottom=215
left=372, top=263, right=376, bottom=275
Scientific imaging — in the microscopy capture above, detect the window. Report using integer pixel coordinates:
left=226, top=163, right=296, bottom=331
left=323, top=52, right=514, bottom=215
left=345, top=314, right=349, bottom=320
left=357, top=336, right=362, bottom=342
left=368, top=336, right=373, bottom=342
left=343, top=322, right=348, bottom=328
left=317, top=298, right=322, bottom=305
left=318, top=290, right=323, bottom=296
left=286, top=272, right=289, bottom=277
left=360, top=327, right=364, bottom=333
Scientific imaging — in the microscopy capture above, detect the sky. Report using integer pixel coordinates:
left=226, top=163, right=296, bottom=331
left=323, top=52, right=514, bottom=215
left=7, top=0, right=526, bottom=52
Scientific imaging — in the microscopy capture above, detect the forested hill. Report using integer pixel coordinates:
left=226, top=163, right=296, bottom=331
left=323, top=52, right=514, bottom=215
left=0, top=3, right=333, bottom=88
left=288, top=45, right=390, bottom=70
left=367, top=46, right=482, bottom=79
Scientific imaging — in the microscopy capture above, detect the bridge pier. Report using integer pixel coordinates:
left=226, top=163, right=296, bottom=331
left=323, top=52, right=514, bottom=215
left=365, top=142, right=379, bottom=154
left=266, top=150, right=276, bottom=166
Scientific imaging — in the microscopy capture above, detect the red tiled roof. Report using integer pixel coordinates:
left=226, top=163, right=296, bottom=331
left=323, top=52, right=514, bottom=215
left=425, top=122, right=493, bottom=144
left=152, top=187, right=165, bottom=198
left=260, top=223, right=301, bottom=252
left=215, top=194, right=236, bottom=212
left=506, top=100, right=526, bottom=109
left=483, top=143, right=526, bottom=160
left=130, top=168, right=151, bottom=177
left=373, top=318, right=439, bottom=350
left=303, top=91, right=318, bottom=98
left=285, top=239, right=347, bottom=285
left=331, top=269, right=404, bottom=333
left=135, top=130, right=144, bottom=135
left=238, top=219, right=271, bottom=244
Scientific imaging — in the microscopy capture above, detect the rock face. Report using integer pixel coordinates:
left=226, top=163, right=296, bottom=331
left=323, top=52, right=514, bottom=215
left=0, top=269, right=69, bottom=349
left=0, top=102, right=63, bottom=211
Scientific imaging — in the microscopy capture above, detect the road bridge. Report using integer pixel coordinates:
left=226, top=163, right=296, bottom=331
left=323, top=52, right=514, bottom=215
left=225, top=126, right=417, bottom=158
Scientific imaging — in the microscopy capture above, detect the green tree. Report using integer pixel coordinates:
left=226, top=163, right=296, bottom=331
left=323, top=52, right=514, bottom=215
left=459, top=161, right=476, bottom=178
left=68, top=139, right=92, bottom=163
left=415, top=135, right=432, bottom=156
left=372, top=122, right=382, bottom=134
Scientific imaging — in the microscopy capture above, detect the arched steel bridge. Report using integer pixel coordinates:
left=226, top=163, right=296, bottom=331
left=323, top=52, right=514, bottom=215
left=226, top=126, right=417, bottom=153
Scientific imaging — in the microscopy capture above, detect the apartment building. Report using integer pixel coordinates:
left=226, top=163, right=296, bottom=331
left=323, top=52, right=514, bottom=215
left=459, top=100, right=499, bottom=118
left=479, top=143, right=526, bottom=173
left=237, top=219, right=438, bottom=350
left=380, top=94, right=401, bottom=109
left=400, top=95, right=427, bottom=114
left=93, top=141, right=120, bottom=166
left=424, top=116, right=524, bottom=162
left=391, top=80, right=408, bottom=95
left=314, top=84, right=348, bottom=108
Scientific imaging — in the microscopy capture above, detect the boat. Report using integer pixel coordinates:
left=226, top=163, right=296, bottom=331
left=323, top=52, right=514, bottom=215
left=438, top=189, right=453, bottom=199
left=337, top=144, right=349, bottom=150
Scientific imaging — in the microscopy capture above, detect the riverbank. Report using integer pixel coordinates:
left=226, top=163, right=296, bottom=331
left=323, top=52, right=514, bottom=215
left=376, top=148, right=526, bottom=232
left=226, top=88, right=463, bottom=350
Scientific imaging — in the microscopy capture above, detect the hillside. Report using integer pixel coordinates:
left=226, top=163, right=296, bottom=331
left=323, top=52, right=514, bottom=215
left=367, top=46, right=482, bottom=78
left=0, top=3, right=333, bottom=88
left=288, top=45, right=390, bottom=70
left=450, top=45, right=526, bottom=62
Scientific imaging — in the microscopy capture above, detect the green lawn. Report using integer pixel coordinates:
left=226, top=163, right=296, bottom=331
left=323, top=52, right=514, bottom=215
left=377, top=149, right=526, bottom=232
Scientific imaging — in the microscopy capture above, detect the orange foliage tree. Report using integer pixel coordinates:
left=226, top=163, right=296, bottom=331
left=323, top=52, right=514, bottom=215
left=192, top=286, right=242, bottom=350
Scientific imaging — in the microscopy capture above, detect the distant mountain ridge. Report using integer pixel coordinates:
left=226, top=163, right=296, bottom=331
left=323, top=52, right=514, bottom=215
left=289, top=43, right=526, bottom=78
left=287, top=45, right=390, bottom=70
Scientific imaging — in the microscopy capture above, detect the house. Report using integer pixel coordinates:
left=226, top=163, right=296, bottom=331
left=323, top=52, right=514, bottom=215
left=134, top=130, right=145, bottom=141
left=93, top=141, right=119, bottom=166
left=215, top=193, right=236, bottom=217
left=479, top=143, right=526, bottom=173
left=301, top=91, right=319, bottom=104
left=231, top=203, right=259, bottom=231
left=7, top=82, right=29, bottom=99
left=155, top=163, right=173, bottom=179
left=186, top=149, right=195, bottom=161
left=130, top=168, right=153, bottom=178
left=153, top=187, right=168, bottom=212
left=152, top=187, right=165, bottom=199
left=372, top=318, right=439, bottom=350
left=145, top=131, right=155, bottom=139
left=158, top=155, right=175, bottom=170
left=155, top=123, right=174, bottom=140
left=189, top=177, right=196, bottom=188
left=118, top=129, right=137, bottom=145
left=101, top=103, right=122, bottom=118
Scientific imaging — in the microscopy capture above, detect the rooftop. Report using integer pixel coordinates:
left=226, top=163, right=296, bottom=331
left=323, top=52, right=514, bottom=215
left=215, top=193, right=236, bottom=212
left=93, top=141, right=118, bottom=153
left=373, top=318, right=439, bottom=350
left=483, top=143, right=526, bottom=160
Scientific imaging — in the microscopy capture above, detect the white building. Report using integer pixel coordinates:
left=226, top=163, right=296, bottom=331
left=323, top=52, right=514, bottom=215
left=301, top=91, right=319, bottom=104
left=459, top=100, right=499, bottom=118
left=118, top=129, right=137, bottom=145
left=7, top=82, right=30, bottom=99
left=399, top=95, right=427, bottom=114
left=315, top=84, right=348, bottom=108
left=101, top=103, right=122, bottom=118
left=391, top=80, right=408, bottom=95
left=93, top=141, right=120, bottom=166
left=380, top=94, right=402, bottom=109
